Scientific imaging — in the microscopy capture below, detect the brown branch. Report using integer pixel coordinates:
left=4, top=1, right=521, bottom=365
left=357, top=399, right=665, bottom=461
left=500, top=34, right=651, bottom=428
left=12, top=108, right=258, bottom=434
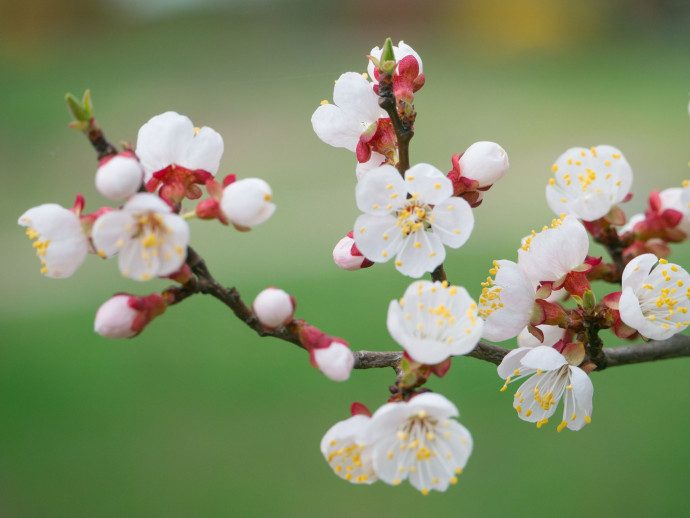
left=176, top=248, right=690, bottom=373
left=78, top=99, right=690, bottom=376
left=604, top=334, right=690, bottom=368
left=87, top=118, right=119, bottom=161
left=377, top=74, right=413, bottom=175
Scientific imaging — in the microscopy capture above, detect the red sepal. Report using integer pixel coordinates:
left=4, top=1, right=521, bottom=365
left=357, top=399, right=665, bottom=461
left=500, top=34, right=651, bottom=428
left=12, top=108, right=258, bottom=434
left=350, top=402, right=372, bottom=418
left=429, top=357, right=452, bottom=378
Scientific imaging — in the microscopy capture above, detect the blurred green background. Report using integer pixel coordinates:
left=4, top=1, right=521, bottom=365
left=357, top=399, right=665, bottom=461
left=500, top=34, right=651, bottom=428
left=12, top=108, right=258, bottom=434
left=1, top=0, right=689, bottom=516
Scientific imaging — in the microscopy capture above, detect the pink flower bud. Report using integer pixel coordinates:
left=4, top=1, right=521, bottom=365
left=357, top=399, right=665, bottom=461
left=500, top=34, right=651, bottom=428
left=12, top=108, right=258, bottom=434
left=312, top=341, right=355, bottom=382
left=252, top=287, right=295, bottom=328
left=95, top=152, right=144, bottom=201
left=333, top=231, right=374, bottom=271
left=94, top=293, right=166, bottom=339
left=457, top=141, right=509, bottom=188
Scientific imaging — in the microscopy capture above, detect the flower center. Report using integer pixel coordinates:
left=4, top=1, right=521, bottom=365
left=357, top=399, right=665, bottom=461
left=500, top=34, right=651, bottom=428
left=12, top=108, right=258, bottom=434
left=133, top=213, right=167, bottom=248
left=396, top=200, right=432, bottom=238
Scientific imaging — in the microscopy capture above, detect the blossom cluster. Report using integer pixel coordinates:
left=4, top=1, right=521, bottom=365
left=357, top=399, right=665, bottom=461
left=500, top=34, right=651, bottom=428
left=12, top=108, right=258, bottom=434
left=19, top=111, right=276, bottom=336
left=18, top=37, right=690, bottom=499
left=321, top=393, right=472, bottom=494
left=310, top=38, right=689, bottom=493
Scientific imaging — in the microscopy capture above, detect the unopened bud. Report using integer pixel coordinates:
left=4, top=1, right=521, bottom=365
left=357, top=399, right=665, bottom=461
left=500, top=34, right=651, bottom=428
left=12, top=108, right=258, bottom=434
left=312, top=340, right=355, bottom=382
left=221, top=178, right=276, bottom=229
left=333, top=231, right=374, bottom=271
left=95, top=152, right=144, bottom=201
left=253, top=287, right=295, bottom=328
left=457, top=141, right=509, bottom=188
left=94, top=293, right=166, bottom=338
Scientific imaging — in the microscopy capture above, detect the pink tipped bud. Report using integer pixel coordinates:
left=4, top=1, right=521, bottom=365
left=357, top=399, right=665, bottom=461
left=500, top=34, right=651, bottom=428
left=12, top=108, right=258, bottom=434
left=94, top=293, right=166, bottom=339
left=253, top=287, right=295, bottom=328
left=333, top=231, right=374, bottom=271
left=95, top=152, right=144, bottom=201
left=311, top=341, right=355, bottom=382
left=457, top=141, right=509, bottom=188
left=221, top=178, right=276, bottom=229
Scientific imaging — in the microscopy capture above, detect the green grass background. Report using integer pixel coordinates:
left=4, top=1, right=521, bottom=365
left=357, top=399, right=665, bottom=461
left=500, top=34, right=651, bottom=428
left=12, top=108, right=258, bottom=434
left=1, top=1, right=689, bottom=516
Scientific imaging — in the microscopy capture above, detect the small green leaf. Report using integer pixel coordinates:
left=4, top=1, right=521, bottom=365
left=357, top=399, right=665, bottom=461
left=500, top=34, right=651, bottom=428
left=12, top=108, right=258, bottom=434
left=381, top=38, right=395, bottom=62
left=65, top=92, right=88, bottom=122
left=82, top=89, right=93, bottom=118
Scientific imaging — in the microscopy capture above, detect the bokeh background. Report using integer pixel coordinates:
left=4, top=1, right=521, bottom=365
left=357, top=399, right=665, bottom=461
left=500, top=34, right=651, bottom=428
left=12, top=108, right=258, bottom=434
left=1, top=0, right=689, bottom=516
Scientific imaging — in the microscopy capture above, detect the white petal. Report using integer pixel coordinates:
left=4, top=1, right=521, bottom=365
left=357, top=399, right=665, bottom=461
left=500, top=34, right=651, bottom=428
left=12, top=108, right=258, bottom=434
left=621, top=253, right=657, bottom=288
left=136, top=111, right=194, bottom=179
left=125, top=192, right=173, bottom=214
left=355, top=165, right=407, bottom=215
left=429, top=197, right=474, bottom=249
left=565, top=366, right=593, bottom=430
left=311, top=103, right=362, bottom=151
left=406, top=392, right=459, bottom=419
left=19, top=204, right=90, bottom=279
left=356, top=152, right=387, bottom=180
left=497, top=347, right=532, bottom=379
left=404, top=164, right=452, bottom=205
left=332, top=72, right=385, bottom=123
left=521, top=346, right=568, bottom=371
left=180, top=126, right=224, bottom=175
left=353, top=213, right=402, bottom=263
left=518, top=215, right=588, bottom=283
left=395, top=230, right=445, bottom=278
left=91, top=210, right=132, bottom=258
left=517, top=325, right=566, bottom=348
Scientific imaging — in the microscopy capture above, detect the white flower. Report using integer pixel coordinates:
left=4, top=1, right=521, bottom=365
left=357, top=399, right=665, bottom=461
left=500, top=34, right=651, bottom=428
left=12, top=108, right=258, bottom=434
left=95, top=152, right=144, bottom=201
left=619, top=253, right=690, bottom=340
left=136, top=111, right=224, bottom=182
left=18, top=203, right=89, bottom=278
left=387, top=280, right=482, bottom=364
left=252, top=287, right=294, bottom=328
left=479, top=260, right=536, bottom=342
left=312, top=341, right=355, bottom=382
left=368, top=392, right=472, bottom=494
left=498, top=346, right=593, bottom=431
left=321, top=414, right=377, bottom=484
left=311, top=72, right=386, bottom=152
left=221, top=178, right=275, bottom=229
left=92, top=193, right=189, bottom=281
left=546, top=145, right=633, bottom=221
left=354, top=164, right=474, bottom=278
left=457, top=141, right=509, bottom=187
left=367, top=41, right=423, bottom=82
left=517, top=215, right=589, bottom=285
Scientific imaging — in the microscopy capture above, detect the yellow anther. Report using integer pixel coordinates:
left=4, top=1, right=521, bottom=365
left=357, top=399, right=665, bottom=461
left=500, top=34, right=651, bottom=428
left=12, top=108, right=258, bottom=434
left=584, top=415, right=592, bottom=424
